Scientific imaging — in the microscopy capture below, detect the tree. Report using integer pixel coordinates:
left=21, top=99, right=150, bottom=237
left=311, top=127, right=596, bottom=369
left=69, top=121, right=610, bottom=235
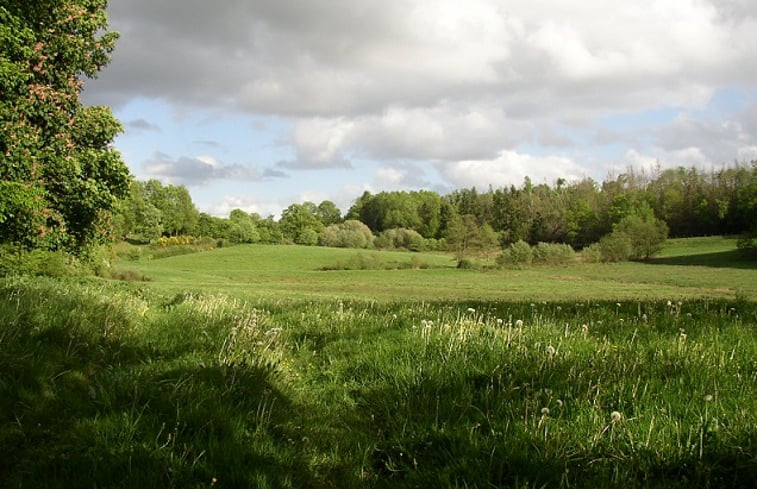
left=0, top=1, right=130, bottom=252
left=279, top=202, right=324, bottom=245
left=316, top=200, right=342, bottom=226
left=446, top=214, right=480, bottom=264
left=614, top=214, right=668, bottom=260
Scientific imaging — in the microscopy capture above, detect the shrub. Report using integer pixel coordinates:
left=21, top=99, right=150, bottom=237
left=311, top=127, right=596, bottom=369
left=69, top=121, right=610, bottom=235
left=0, top=245, right=80, bottom=277
left=737, top=231, right=757, bottom=259
left=598, top=232, right=633, bottom=262
left=497, top=240, right=533, bottom=268
left=375, top=228, right=425, bottom=251
left=614, top=215, right=668, bottom=260
left=320, top=220, right=375, bottom=249
left=532, top=242, right=576, bottom=265
left=580, top=243, right=602, bottom=263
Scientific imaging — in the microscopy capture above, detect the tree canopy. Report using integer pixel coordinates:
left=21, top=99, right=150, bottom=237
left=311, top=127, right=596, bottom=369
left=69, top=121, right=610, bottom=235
left=0, top=0, right=129, bottom=252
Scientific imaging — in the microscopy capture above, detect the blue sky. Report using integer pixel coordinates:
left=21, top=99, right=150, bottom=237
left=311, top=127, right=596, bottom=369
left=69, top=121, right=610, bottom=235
left=83, top=0, right=757, bottom=218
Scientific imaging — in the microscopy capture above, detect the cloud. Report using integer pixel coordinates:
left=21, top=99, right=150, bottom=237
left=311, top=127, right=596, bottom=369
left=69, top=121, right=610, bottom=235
left=205, top=195, right=289, bottom=219
left=81, top=0, right=757, bottom=210
left=438, top=151, right=587, bottom=189
left=143, top=152, right=267, bottom=185
left=126, top=118, right=160, bottom=131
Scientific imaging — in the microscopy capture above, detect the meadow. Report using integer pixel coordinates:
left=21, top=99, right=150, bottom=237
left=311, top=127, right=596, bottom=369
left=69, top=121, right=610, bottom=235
left=0, top=237, right=755, bottom=488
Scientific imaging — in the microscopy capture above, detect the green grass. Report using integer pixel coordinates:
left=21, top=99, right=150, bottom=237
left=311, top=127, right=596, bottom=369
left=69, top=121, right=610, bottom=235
left=115, top=238, right=756, bottom=302
left=1, top=237, right=755, bottom=488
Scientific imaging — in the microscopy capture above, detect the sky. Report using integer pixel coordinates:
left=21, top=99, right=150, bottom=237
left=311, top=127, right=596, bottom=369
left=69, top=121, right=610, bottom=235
left=81, top=0, right=757, bottom=218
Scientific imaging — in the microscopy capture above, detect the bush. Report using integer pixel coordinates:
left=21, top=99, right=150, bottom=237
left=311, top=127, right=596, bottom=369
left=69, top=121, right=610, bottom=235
left=598, top=232, right=633, bottom=262
left=614, top=215, right=668, bottom=260
left=320, top=220, right=375, bottom=249
left=375, top=228, right=426, bottom=251
left=580, top=243, right=602, bottom=263
left=497, top=240, right=533, bottom=268
left=0, top=245, right=80, bottom=277
left=532, top=242, right=576, bottom=265
left=737, top=231, right=757, bottom=259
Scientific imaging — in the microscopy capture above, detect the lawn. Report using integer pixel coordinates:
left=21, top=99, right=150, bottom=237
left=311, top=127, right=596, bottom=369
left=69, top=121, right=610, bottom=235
left=1, top=237, right=755, bottom=488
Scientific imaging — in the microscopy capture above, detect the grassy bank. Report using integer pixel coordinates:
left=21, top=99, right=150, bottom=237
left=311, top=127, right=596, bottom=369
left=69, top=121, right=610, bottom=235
left=1, top=237, right=755, bottom=487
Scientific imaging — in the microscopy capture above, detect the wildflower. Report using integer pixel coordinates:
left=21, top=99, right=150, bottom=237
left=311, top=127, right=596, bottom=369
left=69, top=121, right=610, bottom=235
left=515, top=319, right=524, bottom=328
left=610, top=411, right=623, bottom=422
left=496, top=318, right=503, bottom=325
left=666, top=300, right=672, bottom=307
left=546, top=345, right=556, bottom=356
left=541, top=407, right=550, bottom=416
left=704, top=394, right=714, bottom=402
left=616, top=302, right=621, bottom=308
left=581, top=324, right=589, bottom=333
left=619, top=318, right=624, bottom=323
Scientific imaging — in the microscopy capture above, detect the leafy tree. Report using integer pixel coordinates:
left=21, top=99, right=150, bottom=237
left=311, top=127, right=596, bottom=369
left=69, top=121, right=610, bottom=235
left=228, top=209, right=260, bottom=244
left=279, top=202, right=323, bottom=245
left=446, top=214, right=480, bottom=264
left=0, top=0, right=130, bottom=252
left=316, top=200, right=342, bottom=226
left=613, top=214, right=668, bottom=260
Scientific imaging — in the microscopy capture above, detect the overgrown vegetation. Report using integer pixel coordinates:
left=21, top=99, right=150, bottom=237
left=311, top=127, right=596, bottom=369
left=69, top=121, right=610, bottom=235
left=1, top=276, right=755, bottom=488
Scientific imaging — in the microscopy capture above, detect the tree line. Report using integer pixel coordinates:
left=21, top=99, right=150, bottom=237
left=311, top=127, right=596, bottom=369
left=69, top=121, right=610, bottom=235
left=112, top=162, right=757, bottom=261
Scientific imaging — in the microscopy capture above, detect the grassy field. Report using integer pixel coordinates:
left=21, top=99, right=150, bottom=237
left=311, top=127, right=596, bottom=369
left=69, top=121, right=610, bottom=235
left=1, top=237, right=755, bottom=488
left=116, top=237, right=756, bottom=302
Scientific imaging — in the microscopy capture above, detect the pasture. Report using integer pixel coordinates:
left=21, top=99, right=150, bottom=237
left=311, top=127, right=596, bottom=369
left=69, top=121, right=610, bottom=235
left=0, top=237, right=755, bottom=488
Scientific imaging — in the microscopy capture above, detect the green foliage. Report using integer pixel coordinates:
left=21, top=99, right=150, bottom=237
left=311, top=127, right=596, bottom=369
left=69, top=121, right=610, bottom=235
left=374, top=227, right=426, bottom=251
left=0, top=244, right=80, bottom=277
left=279, top=202, right=324, bottom=245
left=498, top=239, right=533, bottom=268
left=737, top=232, right=757, bottom=259
left=320, top=219, right=375, bottom=248
left=0, top=1, right=130, bottom=252
left=532, top=241, right=576, bottom=265
left=598, top=231, right=633, bottom=262
left=445, top=213, right=481, bottom=263
left=613, top=214, right=669, bottom=260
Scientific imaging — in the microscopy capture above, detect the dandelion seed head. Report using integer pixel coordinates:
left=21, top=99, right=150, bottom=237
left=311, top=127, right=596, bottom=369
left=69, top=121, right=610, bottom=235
left=546, top=345, right=556, bottom=356
left=667, top=300, right=672, bottom=307
left=704, top=394, right=714, bottom=402
left=467, top=307, right=476, bottom=314
left=610, top=411, right=622, bottom=422
left=541, top=407, right=550, bottom=416
left=496, top=318, right=503, bottom=325
left=515, top=319, right=524, bottom=328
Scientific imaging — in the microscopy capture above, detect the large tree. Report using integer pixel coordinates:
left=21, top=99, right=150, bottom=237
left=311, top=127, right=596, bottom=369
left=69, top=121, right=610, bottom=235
left=0, top=0, right=129, bottom=252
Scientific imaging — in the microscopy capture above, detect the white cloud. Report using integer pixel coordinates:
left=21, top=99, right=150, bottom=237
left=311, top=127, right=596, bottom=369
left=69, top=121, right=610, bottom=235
left=81, top=0, right=757, bottom=209
left=438, top=151, right=587, bottom=189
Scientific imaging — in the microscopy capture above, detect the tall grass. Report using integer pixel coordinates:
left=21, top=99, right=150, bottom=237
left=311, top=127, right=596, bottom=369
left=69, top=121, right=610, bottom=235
left=1, top=277, right=755, bottom=487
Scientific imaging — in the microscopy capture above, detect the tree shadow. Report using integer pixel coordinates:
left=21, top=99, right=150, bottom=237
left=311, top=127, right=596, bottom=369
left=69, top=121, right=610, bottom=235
left=646, top=250, right=756, bottom=269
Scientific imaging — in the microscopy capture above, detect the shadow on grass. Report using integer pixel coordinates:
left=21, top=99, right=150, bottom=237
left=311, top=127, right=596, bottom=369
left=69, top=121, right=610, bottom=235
left=0, top=285, right=315, bottom=488
left=646, top=250, right=756, bottom=269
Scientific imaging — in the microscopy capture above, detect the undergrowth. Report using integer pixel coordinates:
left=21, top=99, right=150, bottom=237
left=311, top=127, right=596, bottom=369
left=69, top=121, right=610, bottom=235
left=1, top=277, right=755, bottom=488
